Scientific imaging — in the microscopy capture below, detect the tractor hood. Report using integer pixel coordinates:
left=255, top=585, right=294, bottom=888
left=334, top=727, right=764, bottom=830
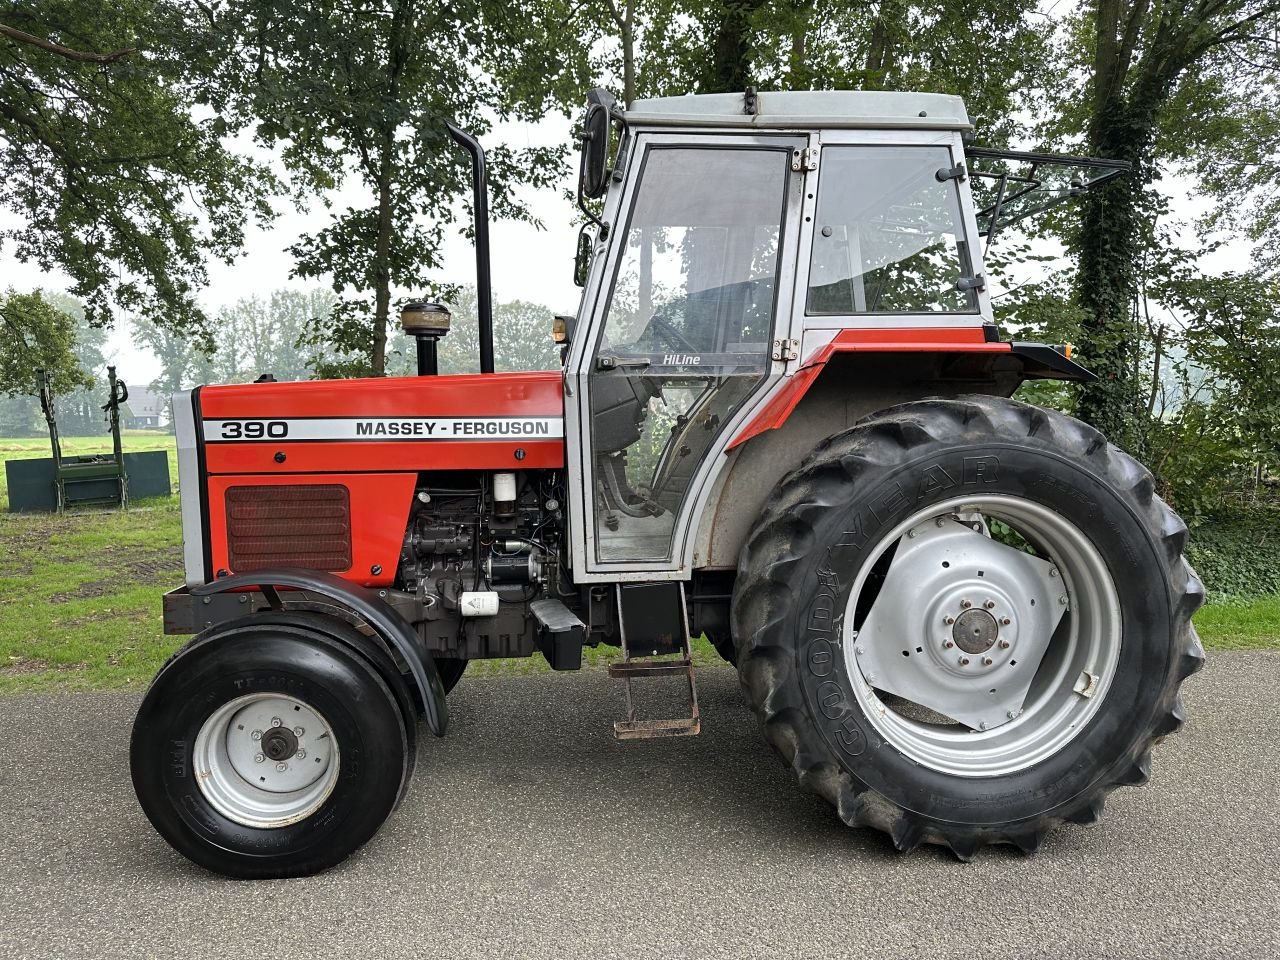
left=195, top=371, right=565, bottom=475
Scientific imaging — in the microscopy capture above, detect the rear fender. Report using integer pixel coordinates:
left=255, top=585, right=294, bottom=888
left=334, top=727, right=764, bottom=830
left=190, top=569, right=448, bottom=737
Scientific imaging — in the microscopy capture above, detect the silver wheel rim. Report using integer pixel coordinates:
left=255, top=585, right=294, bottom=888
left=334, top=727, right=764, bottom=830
left=192, top=693, right=340, bottom=828
left=843, top=494, right=1122, bottom=778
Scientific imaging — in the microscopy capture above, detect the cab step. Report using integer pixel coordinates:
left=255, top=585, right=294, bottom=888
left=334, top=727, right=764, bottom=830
left=610, top=582, right=700, bottom=740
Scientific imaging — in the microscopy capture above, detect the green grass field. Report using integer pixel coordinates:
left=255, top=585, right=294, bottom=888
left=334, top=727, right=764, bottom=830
left=0, top=432, right=179, bottom=512
left=0, top=434, right=1275, bottom=692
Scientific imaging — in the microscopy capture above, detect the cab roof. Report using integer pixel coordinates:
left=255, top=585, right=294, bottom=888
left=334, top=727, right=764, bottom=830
left=624, top=90, right=971, bottom=132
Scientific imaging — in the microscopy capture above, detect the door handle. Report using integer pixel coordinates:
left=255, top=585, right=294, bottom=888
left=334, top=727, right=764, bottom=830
left=596, top=356, right=652, bottom=371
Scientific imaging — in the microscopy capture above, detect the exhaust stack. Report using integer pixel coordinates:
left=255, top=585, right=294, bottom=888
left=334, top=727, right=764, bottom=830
left=445, top=121, right=495, bottom=375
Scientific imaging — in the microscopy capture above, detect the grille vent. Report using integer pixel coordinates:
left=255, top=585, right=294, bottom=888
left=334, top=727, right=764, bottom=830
left=225, top=485, right=352, bottom=573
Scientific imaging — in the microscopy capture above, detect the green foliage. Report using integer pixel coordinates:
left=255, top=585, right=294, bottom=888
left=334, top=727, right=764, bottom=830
left=0, top=2, right=276, bottom=334
left=1035, top=1, right=1280, bottom=452
left=0, top=289, right=90, bottom=398
left=377, top=286, right=559, bottom=378
left=196, top=0, right=586, bottom=374
left=1186, top=508, right=1280, bottom=600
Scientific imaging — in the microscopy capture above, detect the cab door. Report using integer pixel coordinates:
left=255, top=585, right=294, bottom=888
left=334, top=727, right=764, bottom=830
left=565, top=132, right=808, bottom=580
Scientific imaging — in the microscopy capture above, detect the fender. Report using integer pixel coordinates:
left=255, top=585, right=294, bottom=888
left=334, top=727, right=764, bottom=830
left=191, top=569, right=448, bottom=737
left=730, top=327, right=1096, bottom=448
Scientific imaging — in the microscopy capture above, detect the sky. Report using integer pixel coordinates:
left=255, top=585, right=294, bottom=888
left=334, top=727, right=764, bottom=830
left=0, top=105, right=1255, bottom=387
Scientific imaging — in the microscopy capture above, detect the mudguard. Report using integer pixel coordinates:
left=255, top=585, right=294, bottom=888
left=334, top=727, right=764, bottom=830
left=190, top=568, right=449, bottom=737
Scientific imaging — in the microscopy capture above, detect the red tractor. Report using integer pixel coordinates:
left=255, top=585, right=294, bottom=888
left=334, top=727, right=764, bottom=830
left=130, top=89, right=1203, bottom=877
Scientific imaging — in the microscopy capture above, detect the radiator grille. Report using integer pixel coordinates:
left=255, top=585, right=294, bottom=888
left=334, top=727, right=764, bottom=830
left=225, top=485, right=352, bottom=573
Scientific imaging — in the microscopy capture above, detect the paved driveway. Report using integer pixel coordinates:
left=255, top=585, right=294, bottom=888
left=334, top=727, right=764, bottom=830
left=0, top=651, right=1276, bottom=960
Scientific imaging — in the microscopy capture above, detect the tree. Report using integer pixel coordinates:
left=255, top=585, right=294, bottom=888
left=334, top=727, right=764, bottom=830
left=0, top=2, right=276, bottom=334
left=0, top=289, right=89, bottom=398
left=426, top=286, right=560, bottom=376
left=217, top=287, right=339, bottom=382
left=43, top=293, right=111, bottom=434
left=196, top=0, right=585, bottom=376
left=1054, top=0, right=1280, bottom=450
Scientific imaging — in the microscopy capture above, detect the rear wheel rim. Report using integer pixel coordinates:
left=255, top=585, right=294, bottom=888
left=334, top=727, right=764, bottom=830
left=192, top=693, right=340, bottom=828
left=842, top=494, right=1122, bottom=778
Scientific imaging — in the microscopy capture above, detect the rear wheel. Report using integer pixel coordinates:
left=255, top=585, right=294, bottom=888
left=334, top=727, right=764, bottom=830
left=732, top=396, right=1204, bottom=857
left=131, top=616, right=412, bottom=878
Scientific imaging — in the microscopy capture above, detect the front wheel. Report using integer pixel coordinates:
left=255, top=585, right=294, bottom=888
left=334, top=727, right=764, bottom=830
left=131, top=616, right=413, bottom=878
left=732, top=396, right=1205, bottom=858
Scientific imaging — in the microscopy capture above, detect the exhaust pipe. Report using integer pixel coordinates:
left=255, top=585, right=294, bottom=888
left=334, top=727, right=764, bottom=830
left=445, top=121, right=495, bottom=375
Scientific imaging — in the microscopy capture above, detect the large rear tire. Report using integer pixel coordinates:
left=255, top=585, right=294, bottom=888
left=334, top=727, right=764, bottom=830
left=731, top=396, right=1205, bottom=858
left=131, top=615, right=413, bottom=878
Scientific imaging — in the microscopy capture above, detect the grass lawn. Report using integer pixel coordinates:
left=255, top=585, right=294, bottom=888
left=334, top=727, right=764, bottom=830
left=0, top=432, right=1274, bottom=692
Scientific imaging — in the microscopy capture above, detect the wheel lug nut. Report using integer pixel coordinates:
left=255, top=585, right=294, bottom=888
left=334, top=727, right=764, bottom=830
left=959, top=656, right=970, bottom=665
left=254, top=753, right=265, bottom=763
left=295, top=749, right=306, bottom=760
left=1001, top=618, right=1011, bottom=626
left=294, top=726, right=305, bottom=736
left=982, top=656, right=993, bottom=666
left=1050, top=568, right=1059, bottom=578
left=1059, top=595, right=1069, bottom=606
left=270, top=717, right=282, bottom=728
left=251, top=730, right=262, bottom=741
left=1007, top=711, right=1017, bottom=720
left=999, top=639, right=1011, bottom=649
left=944, top=616, right=955, bottom=625
left=907, top=529, right=917, bottom=539
left=984, top=600, right=995, bottom=609
left=960, top=600, right=972, bottom=609
left=979, top=721, right=988, bottom=730
left=275, top=762, right=287, bottom=772
left=943, top=639, right=955, bottom=649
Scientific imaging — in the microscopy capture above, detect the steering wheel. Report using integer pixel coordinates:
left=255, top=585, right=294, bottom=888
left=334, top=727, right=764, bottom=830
left=641, top=313, right=699, bottom=355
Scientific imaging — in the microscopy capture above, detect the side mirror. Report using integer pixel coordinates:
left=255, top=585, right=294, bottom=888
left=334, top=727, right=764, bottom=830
left=579, top=100, right=612, bottom=201
left=573, top=227, right=594, bottom=287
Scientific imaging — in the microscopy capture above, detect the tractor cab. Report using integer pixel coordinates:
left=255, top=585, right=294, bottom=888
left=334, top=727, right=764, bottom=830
left=564, top=89, right=1120, bottom=580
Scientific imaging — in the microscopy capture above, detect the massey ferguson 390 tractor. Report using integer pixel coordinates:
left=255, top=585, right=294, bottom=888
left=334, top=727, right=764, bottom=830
left=130, top=88, right=1204, bottom=877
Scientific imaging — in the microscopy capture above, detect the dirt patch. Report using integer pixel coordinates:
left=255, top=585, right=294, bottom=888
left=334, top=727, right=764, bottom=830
left=0, top=656, right=86, bottom=677
left=46, top=546, right=182, bottom=603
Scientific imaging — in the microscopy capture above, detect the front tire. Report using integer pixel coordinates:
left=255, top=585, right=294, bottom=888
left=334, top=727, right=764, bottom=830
left=131, top=617, right=412, bottom=878
left=732, top=396, right=1205, bottom=858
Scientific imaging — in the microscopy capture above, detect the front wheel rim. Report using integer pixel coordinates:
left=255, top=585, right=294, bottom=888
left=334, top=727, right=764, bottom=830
left=842, top=494, right=1122, bottom=778
left=192, top=693, right=340, bottom=828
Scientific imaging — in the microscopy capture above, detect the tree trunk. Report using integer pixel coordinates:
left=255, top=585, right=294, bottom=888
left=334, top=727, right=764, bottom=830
left=371, top=164, right=393, bottom=376
left=700, top=0, right=769, bottom=94
left=620, top=0, right=636, bottom=106
left=864, top=0, right=905, bottom=87
left=369, top=0, right=412, bottom=376
left=1074, top=86, right=1162, bottom=453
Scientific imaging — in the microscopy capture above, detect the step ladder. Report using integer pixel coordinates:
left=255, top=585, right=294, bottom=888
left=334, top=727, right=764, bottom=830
left=607, top=582, right=700, bottom=740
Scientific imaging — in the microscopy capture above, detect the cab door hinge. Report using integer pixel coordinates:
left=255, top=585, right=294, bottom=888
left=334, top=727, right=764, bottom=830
left=791, top=147, right=818, bottom=172
left=772, top=338, right=799, bottom=362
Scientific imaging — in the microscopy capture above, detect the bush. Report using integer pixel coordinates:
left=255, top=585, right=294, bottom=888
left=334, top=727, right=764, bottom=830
left=1185, top=507, right=1280, bottom=600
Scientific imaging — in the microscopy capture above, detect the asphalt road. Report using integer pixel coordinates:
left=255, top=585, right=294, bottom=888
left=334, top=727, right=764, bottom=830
left=0, top=651, right=1277, bottom=960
